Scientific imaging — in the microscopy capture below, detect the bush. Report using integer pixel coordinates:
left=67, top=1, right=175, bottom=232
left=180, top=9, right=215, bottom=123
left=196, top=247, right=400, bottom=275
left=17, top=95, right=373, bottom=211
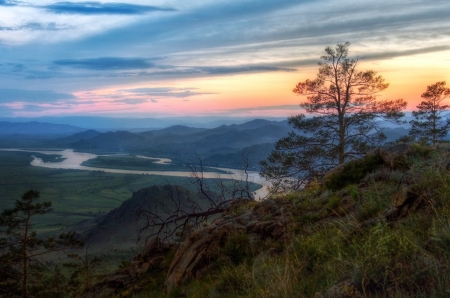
left=324, top=154, right=383, bottom=190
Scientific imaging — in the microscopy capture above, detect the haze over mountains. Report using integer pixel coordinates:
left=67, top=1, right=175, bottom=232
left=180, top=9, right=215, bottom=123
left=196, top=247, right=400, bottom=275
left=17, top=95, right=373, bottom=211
left=0, top=116, right=281, bottom=131
left=0, top=117, right=412, bottom=170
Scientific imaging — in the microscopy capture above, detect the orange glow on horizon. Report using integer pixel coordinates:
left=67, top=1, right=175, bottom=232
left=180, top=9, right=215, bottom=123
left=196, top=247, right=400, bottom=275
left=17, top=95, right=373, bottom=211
left=9, top=50, right=450, bottom=118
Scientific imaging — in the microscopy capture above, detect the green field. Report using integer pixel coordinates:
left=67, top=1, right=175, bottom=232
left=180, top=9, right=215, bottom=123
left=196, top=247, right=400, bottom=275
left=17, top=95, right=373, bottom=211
left=0, top=151, right=206, bottom=233
left=81, top=154, right=228, bottom=173
left=0, top=150, right=262, bottom=281
left=0, top=151, right=260, bottom=235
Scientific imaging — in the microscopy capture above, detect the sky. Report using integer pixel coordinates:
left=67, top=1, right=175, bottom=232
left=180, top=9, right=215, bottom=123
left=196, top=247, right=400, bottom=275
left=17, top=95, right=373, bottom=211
left=0, top=0, right=450, bottom=119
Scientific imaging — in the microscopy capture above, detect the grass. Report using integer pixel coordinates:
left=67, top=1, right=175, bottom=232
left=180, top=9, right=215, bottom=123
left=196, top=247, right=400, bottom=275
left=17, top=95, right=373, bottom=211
left=0, top=151, right=258, bottom=234
left=81, top=155, right=229, bottom=173
left=6, top=144, right=450, bottom=297
left=123, top=143, right=450, bottom=298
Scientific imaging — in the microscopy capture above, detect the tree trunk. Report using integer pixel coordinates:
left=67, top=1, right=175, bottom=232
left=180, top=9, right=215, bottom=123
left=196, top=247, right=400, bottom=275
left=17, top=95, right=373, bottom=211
left=338, top=113, right=345, bottom=164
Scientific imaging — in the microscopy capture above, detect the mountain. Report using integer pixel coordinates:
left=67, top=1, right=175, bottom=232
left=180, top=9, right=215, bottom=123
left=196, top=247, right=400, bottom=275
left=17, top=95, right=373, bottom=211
left=82, top=185, right=210, bottom=250
left=0, top=121, right=84, bottom=137
left=142, top=125, right=207, bottom=137
left=0, top=116, right=286, bottom=131
left=65, top=119, right=292, bottom=168
left=71, top=131, right=146, bottom=151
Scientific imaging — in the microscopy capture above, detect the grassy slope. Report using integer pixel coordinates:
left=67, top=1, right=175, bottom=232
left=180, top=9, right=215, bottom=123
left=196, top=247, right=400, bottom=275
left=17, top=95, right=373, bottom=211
left=129, top=143, right=450, bottom=298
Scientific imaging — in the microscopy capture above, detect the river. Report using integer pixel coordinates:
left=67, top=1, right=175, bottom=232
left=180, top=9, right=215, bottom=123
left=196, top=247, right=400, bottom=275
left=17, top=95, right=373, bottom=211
left=0, top=149, right=270, bottom=199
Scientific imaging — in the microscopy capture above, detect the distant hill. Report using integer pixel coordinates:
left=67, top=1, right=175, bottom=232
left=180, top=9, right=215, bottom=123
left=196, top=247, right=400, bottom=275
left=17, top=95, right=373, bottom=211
left=83, top=185, right=209, bottom=250
left=71, top=131, right=146, bottom=151
left=141, top=125, right=206, bottom=137
left=59, top=119, right=292, bottom=168
left=55, top=129, right=101, bottom=143
left=0, top=121, right=84, bottom=137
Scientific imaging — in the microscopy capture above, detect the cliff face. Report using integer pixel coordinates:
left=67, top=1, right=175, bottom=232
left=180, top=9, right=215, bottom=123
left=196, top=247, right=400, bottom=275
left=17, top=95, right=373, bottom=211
left=85, top=143, right=450, bottom=298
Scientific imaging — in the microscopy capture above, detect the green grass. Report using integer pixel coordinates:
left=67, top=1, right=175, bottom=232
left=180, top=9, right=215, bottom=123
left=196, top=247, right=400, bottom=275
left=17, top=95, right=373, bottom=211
left=0, top=151, right=253, bottom=234
left=81, top=155, right=229, bottom=173
left=124, top=143, right=450, bottom=298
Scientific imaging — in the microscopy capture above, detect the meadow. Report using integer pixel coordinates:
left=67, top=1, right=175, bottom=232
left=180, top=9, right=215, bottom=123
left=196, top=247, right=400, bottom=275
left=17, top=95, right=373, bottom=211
left=81, top=155, right=228, bottom=173
left=0, top=151, right=203, bottom=234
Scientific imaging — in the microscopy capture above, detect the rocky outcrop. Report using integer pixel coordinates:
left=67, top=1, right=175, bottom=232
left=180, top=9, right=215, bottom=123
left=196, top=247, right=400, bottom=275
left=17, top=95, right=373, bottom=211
left=130, top=238, right=177, bottom=279
left=383, top=186, right=424, bottom=221
left=368, top=143, right=413, bottom=169
left=164, top=198, right=292, bottom=290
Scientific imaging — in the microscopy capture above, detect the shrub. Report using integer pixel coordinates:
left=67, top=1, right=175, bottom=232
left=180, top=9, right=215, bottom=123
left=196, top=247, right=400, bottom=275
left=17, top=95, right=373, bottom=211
left=324, top=154, right=383, bottom=190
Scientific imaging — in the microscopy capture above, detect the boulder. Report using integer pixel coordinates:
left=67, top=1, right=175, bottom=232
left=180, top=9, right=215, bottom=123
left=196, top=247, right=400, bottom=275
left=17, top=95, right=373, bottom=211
left=165, top=198, right=291, bottom=290
left=369, top=143, right=413, bottom=169
left=130, top=238, right=176, bottom=279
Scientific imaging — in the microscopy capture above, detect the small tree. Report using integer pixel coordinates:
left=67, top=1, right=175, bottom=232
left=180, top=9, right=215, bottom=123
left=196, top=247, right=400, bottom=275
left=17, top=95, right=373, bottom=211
left=409, top=81, right=450, bottom=145
left=64, top=247, right=102, bottom=293
left=260, top=42, right=406, bottom=190
left=0, top=190, right=83, bottom=298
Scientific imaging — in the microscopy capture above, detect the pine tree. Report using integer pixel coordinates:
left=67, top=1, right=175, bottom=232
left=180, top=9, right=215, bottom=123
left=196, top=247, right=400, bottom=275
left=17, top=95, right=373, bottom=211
left=409, top=81, right=450, bottom=145
left=260, top=42, right=406, bottom=190
left=0, top=190, right=83, bottom=298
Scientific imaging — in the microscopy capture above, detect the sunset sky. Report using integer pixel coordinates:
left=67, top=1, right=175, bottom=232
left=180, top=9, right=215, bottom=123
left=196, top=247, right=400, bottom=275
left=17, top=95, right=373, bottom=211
left=0, top=0, right=449, bottom=119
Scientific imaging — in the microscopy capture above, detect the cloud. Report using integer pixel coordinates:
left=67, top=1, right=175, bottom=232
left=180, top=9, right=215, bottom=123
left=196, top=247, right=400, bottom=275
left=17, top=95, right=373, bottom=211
left=53, top=57, right=155, bottom=70
left=0, top=0, right=17, bottom=6
left=226, top=105, right=303, bottom=113
left=199, top=66, right=296, bottom=75
left=151, top=99, right=158, bottom=103
left=6, top=63, right=26, bottom=72
left=112, top=98, right=149, bottom=105
left=121, top=87, right=213, bottom=98
left=0, top=22, right=72, bottom=32
left=364, top=45, right=450, bottom=60
left=0, top=89, right=75, bottom=103
left=43, top=1, right=176, bottom=15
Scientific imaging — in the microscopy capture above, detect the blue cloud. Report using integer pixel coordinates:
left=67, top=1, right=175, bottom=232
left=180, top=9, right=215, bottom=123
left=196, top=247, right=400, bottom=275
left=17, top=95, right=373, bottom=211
left=53, top=57, right=155, bottom=70
left=0, top=0, right=17, bottom=6
left=44, top=1, right=176, bottom=15
left=0, top=22, right=72, bottom=32
left=0, top=89, right=75, bottom=103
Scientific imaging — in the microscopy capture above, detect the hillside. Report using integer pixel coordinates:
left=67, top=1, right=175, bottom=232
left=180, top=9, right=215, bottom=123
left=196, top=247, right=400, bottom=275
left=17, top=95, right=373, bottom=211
left=84, top=143, right=450, bottom=297
left=81, top=185, right=213, bottom=251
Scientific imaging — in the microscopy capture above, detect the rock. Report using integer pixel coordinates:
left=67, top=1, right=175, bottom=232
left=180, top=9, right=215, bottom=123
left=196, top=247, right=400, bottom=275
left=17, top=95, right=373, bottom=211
left=130, top=238, right=176, bottom=279
left=164, top=198, right=291, bottom=290
left=374, top=143, right=413, bottom=169
left=384, top=186, right=423, bottom=221
left=164, top=218, right=249, bottom=290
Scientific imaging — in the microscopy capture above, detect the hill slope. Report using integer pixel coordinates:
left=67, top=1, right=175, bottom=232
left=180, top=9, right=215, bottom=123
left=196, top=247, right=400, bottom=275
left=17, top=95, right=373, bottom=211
left=86, top=143, right=450, bottom=298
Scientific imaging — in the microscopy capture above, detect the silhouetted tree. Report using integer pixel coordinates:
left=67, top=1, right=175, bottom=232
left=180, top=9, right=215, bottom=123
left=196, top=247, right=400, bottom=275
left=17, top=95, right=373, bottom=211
left=409, top=81, right=450, bottom=145
left=64, top=247, right=102, bottom=294
left=0, top=190, right=83, bottom=298
left=260, top=42, right=406, bottom=190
